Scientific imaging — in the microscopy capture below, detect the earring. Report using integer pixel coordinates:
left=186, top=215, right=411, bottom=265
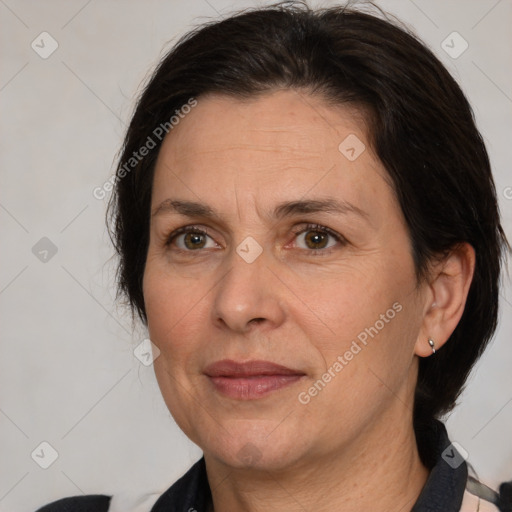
left=428, top=338, right=436, bottom=354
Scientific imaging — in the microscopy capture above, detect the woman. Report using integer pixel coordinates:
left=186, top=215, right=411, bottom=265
left=37, top=1, right=511, bottom=511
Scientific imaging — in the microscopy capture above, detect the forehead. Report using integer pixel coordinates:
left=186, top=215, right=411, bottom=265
left=158, top=90, right=369, bottom=163
left=151, top=90, right=392, bottom=218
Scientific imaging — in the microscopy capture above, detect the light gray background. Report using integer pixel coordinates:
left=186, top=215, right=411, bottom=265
left=1, top=1, right=511, bottom=511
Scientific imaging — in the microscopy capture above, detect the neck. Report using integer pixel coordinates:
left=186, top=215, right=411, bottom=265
left=204, top=404, right=429, bottom=512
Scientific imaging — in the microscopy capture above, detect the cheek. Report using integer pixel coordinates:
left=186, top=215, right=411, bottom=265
left=301, top=295, right=420, bottom=433
left=305, top=264, right=419, bottom=388
left=299, top=262, right=410, bottom=342
left=143, top=265, right=202, bottom=361
left=143, top=267, right=209, bottom=434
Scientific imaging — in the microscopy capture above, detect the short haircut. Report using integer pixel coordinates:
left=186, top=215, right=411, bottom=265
left=107, top=1, right=509, bottom=432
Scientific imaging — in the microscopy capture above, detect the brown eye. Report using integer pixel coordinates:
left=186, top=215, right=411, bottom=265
left=182, top=232, right=208, bottom=250
left=166, top=227, right=218, bottom=251
left=292, top=224, right=345, bottom=255
left=302, top=230, right=330, bottom=250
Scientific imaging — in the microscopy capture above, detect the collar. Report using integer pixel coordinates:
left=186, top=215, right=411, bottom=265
left=151, top=420, right=467, bottom=512
left=412, top=419, right=468, bottom=511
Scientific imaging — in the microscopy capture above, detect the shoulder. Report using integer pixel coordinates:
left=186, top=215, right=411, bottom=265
left=34, top=494, right=111, bottom=512
left=33, top=457, right=207, bottom=512
left=461, top=474, right=512, bottom=512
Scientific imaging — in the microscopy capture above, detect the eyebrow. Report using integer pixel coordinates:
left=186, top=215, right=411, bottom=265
left=151, top=197, right=369, bottom=222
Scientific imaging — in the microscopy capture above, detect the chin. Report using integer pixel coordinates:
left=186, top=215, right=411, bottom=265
left=201, top=421, right=303, bottom=471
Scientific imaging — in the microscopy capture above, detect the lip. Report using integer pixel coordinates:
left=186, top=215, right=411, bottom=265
left=204, top=359, right=305, bottom=377
left=204, top=359, right=306, bottom=400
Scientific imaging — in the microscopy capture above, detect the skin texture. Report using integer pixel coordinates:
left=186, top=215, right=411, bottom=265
left=143, top=89, right=475, bottom=512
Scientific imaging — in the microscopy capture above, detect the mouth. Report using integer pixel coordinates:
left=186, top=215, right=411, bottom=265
left=203, top=359, right=306, bottom=400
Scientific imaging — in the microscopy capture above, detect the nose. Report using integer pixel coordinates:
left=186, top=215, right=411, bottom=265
left=211, top=244, right=286, bottom=334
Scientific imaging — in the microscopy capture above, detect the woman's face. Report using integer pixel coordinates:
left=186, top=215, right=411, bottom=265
left=143, top=90, right=429, bottom=470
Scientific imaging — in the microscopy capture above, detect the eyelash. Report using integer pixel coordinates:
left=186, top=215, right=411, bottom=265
left=164, top=223, right=346, bottom=257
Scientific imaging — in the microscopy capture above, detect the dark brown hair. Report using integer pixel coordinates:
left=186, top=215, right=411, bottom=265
left=107, top=1, right=508, bottom=432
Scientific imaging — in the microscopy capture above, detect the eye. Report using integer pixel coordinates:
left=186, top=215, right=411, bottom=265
left=291, top=223, right=346, bottom=255
left=164, top=223, right=346, bottom=256
left=165, top=226, right=219, bottom=251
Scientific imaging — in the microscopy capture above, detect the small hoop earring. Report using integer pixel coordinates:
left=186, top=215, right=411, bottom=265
left=428, top=338, right=436, bottom=354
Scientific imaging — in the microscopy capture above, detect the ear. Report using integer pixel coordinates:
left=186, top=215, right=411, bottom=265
left=415, top=243, right=475, bottom=357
